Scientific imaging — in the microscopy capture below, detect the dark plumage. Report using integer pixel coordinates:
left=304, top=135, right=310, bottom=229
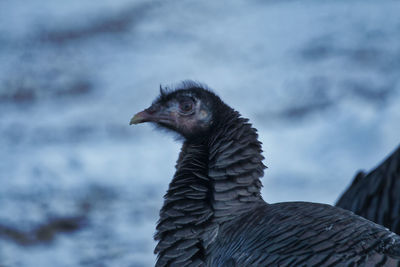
left=336, top=145, right=400, bottom=235
left=130, top=82, right=400, bottom=266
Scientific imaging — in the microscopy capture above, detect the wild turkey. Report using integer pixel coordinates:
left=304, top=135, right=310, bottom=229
left=130, top=81, right=400, bottom=266
left=336, top=145, right=400, bottom=235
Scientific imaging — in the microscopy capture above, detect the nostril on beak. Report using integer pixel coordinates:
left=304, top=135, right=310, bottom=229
left=146, top=104, right=159, bottom=114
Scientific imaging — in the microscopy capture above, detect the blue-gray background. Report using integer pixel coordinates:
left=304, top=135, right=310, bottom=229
left=0, top=0, right=399, bottom=266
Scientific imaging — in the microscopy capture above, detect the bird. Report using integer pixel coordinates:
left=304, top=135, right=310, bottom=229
left=336, top=145, right=400, bottom=235
left=130, top=81, right=400, bottom=266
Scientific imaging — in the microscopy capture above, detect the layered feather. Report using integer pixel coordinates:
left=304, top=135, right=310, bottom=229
left=336, top=145, right=400, bottom=235
left=149, top=84, right=400, bottom=266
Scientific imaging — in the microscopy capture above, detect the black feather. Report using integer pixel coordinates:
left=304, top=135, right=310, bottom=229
left=336, top=145, right=400, bottom=235
left=137, top=82, right=400, bottom=266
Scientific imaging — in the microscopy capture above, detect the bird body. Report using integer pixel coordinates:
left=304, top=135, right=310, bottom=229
left=130, top=82, right=400, bottom=266
left=209, top=202, right=400, bottom=266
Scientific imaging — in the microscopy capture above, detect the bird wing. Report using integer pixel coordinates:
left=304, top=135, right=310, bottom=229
left=208, top=202, right=400, bottom=266
left=336, top=145, right=400, bottom=235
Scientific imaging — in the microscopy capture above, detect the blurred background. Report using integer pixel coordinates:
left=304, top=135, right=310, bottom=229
left=0, top=0, right=399, bottom=266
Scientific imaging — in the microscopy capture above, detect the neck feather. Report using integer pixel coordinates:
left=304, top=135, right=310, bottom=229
left=208, top=109, right=265, bottom=220
left=154, top=107, right=265, bottom=266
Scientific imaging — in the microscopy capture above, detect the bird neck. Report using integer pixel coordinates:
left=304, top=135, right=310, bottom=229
left=154, top=142, right=214, bottom=266
left=207, top=108, right=265, bottom=221
left=154, top=107, right=265, bottom=266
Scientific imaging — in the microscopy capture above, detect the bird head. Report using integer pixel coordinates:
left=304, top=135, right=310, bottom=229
left=130, top=82, right=224, bottom=139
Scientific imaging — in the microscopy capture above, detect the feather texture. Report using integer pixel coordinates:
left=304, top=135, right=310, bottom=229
left=133, top=83, right=400, bottom=266
left=336, top=145, right=400, bottom=235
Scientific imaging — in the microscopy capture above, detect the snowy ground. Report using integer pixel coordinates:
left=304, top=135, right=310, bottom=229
left=0, top=0, right=399, bottom=266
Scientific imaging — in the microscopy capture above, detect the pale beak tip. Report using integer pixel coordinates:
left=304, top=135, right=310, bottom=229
left=129, top=114, right=141, bottom=125
left=130, top=111, right=149, bottom=125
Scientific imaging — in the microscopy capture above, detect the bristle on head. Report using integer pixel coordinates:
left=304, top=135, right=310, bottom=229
left=154, top=80, right=217, bottom=105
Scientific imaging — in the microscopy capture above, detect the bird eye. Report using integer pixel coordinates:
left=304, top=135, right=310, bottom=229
left=179, top=99, right=194, bottom=114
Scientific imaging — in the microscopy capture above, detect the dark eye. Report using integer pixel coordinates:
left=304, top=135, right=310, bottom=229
left=179, top=99, right=194, bottom=113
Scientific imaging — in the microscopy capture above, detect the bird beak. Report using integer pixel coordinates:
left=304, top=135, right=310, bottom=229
left=129, top=110, right=151, bottom=125
left=130, top=104, right=169, bottom=125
